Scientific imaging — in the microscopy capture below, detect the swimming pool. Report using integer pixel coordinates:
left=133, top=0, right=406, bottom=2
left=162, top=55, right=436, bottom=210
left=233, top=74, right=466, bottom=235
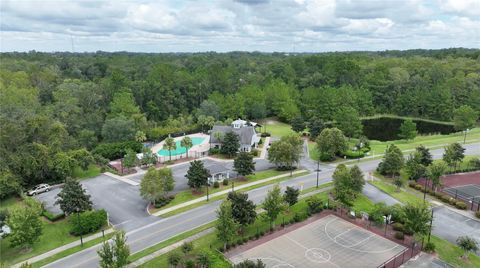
left=157, top=137, right=205, bottom=156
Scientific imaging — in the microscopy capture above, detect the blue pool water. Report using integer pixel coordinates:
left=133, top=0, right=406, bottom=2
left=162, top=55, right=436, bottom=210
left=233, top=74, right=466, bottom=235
left=157, top=137, right=205, bottom=156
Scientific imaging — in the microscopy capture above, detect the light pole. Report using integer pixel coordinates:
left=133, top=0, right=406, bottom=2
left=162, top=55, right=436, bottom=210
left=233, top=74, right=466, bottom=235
left=206, top=184, right=209, bottom=201
left=427, top=208, right=434, bottom=244
left=423, top=178, right=429, bottom=202
left=463, top=129, right=469, bottom=144
left=76, top=208, right=83, bottom=246
left=316, top=160, right=320, bottom=188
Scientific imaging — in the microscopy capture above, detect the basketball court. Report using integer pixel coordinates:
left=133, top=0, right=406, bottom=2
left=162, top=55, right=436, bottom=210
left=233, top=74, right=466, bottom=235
left=443, top=184, right=480, bottom=207
left=229, top=215, right=406, bottom=268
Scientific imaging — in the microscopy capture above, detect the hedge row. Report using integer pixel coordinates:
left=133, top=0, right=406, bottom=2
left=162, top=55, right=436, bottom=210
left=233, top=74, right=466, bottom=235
left=42, top=210, right=65, bottom=222
left=92, top=141, right=142, bottom=160
left=408, top=182, right=468, bottom=210
left=70, top=209, right=107, bottom=236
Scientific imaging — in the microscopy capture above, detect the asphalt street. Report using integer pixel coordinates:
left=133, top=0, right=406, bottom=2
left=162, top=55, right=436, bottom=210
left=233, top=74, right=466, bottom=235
left=42, top=142, right=479, bottom=267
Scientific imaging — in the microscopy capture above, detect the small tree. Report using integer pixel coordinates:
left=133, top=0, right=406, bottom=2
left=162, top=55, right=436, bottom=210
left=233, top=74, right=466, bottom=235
left=180, top=136, right=193, bottom=158
left=234, top=152, right=255, bottom=176
left=55, top=178, right=92, bottom=215
left=290, top=116, right=305, bottom=133
left=404, top=153, right=427, bottom=181
left=181, top=241, right=193, bottom=257
left=158, top=167, right=175, bottom=197
left=377, top=144, right=404, bottom=178
left=140, top=167, right=162, bottom=206
left=167, top=252, right=182, bottom=268
left=196, top=252, right=210, bottom=268
left=262, top=184, right=285, bottom=229
left=221, top=131, right=240, bottom=158
left=227, top=192, right=256, bottom=231
left=402, top=203, right=431, bottom=237
left=398, top=119, right=417, bottom=141
left=416, top=145, right=433, bottom=166
left=216, top=200, right=239, bottom=251
left=122, top=148, right=137, bottom=172
left=332, top=164, right=355, bottom=207
left=6, top=206, right=42, bottom=250
left=334, top=107, right=363, bottom=139
left=98, top=231, right=130, bottom=268
left=135, top=130, right=147, bottom=142
left=284, top=186, right=300, bottom=207
left=308, top=117, right=324, bottom=139
left=349, top=165, right=365, bottom=195
left=140, top=147, right=157, bottom=167
left=185, top=160, right=210, bottom=192
left=428, top=161, right=447, bottom=191
left=454, top=105, right=477, bottom=142
left=69, top=149, right=94, bottom=171
left=163, top=137, right=177, bottom=161
left=456, top=236, right=479, bottom=259
left=443, top=143, right=465, bottom=171
left=316, top=128, right=348, bottom=161
left=267, top=135, right=303, bottom=174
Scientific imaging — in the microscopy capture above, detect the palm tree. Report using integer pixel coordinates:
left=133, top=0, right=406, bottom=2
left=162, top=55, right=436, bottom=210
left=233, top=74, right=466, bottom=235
left=167, top=252, right=182, bottom=268
left=196, top=252, right=210, bottom=268
left=181, top=136, right=193, bottom=159
left=163, top=137, right=176, bottom=161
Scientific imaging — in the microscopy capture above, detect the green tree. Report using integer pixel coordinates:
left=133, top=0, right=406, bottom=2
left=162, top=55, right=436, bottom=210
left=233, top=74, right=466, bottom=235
left=196, top=252, right=210, bottom=268
left=122, top=149, right=137, bottom=172
left=140, top=167, right=162, bottom=206
left=349, top=165, right=365, bottom=194
left=181, top=241, right=193, bottom=257
left=402, top=203, right=431, bottom=237
left=55, top=178, right=92, bottom=215
left=377, top=144, right=404, bottom=177
left=428, top=161, right=447, bottom=191
left=290, top=116, right=305, bottom=133
left=101, top=116, right=136, bottom=142
left=442, top=143, right=465, bottom=171
left=197, top=115, right=216, bottom=133
left=456, top=236, right=479, bottom=259
left=158, top=167, right=175, bottom=197
left=227, top=192, right=256, bottom=231
left=221, top=131, right=240, bottom=158
left=398, top=119, right=417, bottom=140
left=234, top=152, right=255, bottom=176
left=167, top=252, right=182, bottom=268
left=332, top=164, right=355, bottom=206
left=162, top=137, right=177, bottom=161
left=52, top=152, right=76, bottom=180
left=97, top=230, right=130, bottom=268
left=453, top=105, right=477, bottom=133
left=234, top=259, right=266, bottom=268
left=78, top=129, right=98, bottom=150
left=140, top=147, right=157, bottom=167
left=135, top=130, right=146, bottom=142
left=197, top=100, right=220, bottom=120
left=308, top=117, right=324, bottom=139
left=416, top=145, right=433, bottom=166
left=0, top=171, right=21, bottom=200
left=180, top=136, right=193, bottom=158
left=216, top=200, right=239, bottom=251
left=267, top=135, right=303, bottom=174
left=262, top=184, right=285, bottom=229
left=284, top=186, right=300, bottom=207
left=6, top=206, right=43, bottom=249
left=404, top=153, right=427, bottom=181
left=69, top=148, right=94, bottom=171
left=334, top=107, right=363, bottom=138
left=185, top=160, right=210, bottom=191
left=316, top=128, right=348, bottom=161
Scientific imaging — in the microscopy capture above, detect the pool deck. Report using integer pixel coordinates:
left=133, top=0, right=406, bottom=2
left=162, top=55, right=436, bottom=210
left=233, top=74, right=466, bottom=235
left=151, top=133, right=210, bottom=158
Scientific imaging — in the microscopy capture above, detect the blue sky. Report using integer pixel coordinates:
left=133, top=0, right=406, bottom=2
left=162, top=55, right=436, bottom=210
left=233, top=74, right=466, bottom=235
left=1, top=0, right=479, bottom=52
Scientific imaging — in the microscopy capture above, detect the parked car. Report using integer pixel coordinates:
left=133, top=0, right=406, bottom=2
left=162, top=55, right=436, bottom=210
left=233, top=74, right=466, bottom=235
left=27, top=184, right=51, bottom=196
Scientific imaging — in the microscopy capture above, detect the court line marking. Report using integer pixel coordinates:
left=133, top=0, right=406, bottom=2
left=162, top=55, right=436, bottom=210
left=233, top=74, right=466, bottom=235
left=324, top=217, right=402, bottom=254
left=284, top=235, right=340, bottom=268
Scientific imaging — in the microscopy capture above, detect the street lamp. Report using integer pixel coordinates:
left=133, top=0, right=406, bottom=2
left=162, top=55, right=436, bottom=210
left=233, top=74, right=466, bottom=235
left=427, top=208, right=434, bottom=244
left=316, top=160, right=321, bottom=188
left=463, top=129, right=470, bottom=144
left=76, top=208, right=83, bottom=246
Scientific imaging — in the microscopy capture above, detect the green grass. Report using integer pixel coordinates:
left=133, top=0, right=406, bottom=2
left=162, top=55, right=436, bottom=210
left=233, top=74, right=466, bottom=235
left=30, top=232, right=115, bottom=268
left=300, top=182, right=333, bottom=195
left=72, top=164, right=101, bottom=179
left=308, top=128, right=480, bottom=161
left=150, top=169, right=289, bottom=214
left=431, top=235, right=480, bottom=268
left=0, top=196, right=23, bottom=210
left=352, top=194, right=375, bottom=213
left=159, top=171, right=310, bottom=217
left=264, top=120, right=295, bottom=137
left=0, top=218, right=78, bottom=266
left=129, top=222, right=216, bottom=263
left=369, top=179, right=424, bottom=205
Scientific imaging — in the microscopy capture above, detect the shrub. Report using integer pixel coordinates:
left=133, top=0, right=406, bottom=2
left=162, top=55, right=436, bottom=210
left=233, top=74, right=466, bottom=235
left=213, top=181, right=220, bottom=188
left=42, top=210, right=65, bottom=222
left=92, top=141, right=142, bottom=160
left=0, top=172, right=21, bottom=200
left=341, top=150, right=365, bottom=159
left=255, top=233, right=260, bottom=239
left=163, top=160, right=175, bottom=165
left=455, top=201, right=467, bottom=210
left=424, top=241, right=436, bottom=252
left=250, top=149, right=259, bottom=157
left=208, top=148, right=221, bottom=155
left=392, top=222, right=404, bottom=232
left=306, top=196, right=323, bottom=214
left=153, top=195, right=175, bottom=208
left=70, top=209, right=107, bottom=236
left=293, top=213, right=302, bottom=223
left=449, top=199, right=457, bottom=206
left=408, top=181, right=416, bottom=188
left=261, top=132, right=271, bottom=137
left=222, top=179, right=229, bottom=186
left=243, top=237, right=248, bottom=243
left=414, top=184, right=424, bottom=191
left=403, top=229, right=414, bottom=236
left=185, top=260, right=195, bottom=268
left=394, top=232, right=404, bottom=240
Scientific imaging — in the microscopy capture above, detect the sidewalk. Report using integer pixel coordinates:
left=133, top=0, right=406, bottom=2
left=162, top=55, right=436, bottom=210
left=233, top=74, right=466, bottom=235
left=13, top=228, right=115, bottom=268
left=152, top=170, right=308, bottom=216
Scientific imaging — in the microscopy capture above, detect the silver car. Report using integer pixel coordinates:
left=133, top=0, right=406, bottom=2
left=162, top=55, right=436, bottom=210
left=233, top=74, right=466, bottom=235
left=27, top=184, right=51, bottom=196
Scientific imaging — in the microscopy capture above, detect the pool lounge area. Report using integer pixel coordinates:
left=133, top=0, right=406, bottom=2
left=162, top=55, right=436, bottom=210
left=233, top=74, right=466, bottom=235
left=150, top=133, right=210, bottom=162
left=157, top=137, right=205, bottom=156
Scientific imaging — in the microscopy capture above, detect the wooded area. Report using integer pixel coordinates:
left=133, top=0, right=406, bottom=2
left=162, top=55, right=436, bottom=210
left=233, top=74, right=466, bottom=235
left=1, top=48, right=479, bottom=188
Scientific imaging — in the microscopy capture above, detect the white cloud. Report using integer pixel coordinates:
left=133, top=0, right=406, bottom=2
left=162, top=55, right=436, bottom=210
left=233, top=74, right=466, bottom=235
left=439, top=0, right=480, bottom=17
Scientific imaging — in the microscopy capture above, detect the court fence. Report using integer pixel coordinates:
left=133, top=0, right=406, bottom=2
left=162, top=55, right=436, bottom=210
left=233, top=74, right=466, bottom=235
left=441, top=185, right=480, bottom=211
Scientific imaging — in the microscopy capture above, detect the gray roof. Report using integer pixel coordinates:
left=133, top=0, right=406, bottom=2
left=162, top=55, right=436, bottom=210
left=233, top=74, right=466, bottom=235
left=210, top=125, right=256, bottom=145
left=205, top=163, right=229, bottom=175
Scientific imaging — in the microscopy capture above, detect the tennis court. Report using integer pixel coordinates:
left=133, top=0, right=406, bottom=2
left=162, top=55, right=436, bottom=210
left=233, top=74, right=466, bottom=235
left=229, top=215, right=406, bottom=268
left=443, top=184, right=480, bottom=203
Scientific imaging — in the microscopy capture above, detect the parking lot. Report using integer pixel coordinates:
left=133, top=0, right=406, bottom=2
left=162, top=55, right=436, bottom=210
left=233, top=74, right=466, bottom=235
left=229, top=215, right=405, bottom=268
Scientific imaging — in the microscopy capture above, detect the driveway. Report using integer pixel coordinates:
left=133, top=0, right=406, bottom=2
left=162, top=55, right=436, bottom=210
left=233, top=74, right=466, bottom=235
left=35, top=175, right=159, bottom=231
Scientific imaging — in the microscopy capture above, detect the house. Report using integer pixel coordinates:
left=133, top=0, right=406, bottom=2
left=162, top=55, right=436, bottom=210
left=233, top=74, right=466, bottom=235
left=209, top=119, right=261, bottom=152
left=205, top=163, right=230, bottom=184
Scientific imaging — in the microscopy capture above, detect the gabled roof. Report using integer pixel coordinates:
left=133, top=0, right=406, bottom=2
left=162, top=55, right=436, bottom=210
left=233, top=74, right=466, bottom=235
left=204, top=163, right=229, bottom=175
left=210, top=125, right=256, bottom=145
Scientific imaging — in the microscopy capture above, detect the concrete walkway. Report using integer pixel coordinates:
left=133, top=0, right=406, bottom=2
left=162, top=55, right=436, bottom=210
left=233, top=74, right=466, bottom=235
left=152, top=170, right=308, bottom=216
left=13, top=228, right=115, bottom=268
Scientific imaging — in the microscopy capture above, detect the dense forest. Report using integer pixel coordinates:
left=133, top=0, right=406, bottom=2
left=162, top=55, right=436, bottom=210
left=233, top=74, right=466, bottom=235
left=1, top=48, right=480, bottom=190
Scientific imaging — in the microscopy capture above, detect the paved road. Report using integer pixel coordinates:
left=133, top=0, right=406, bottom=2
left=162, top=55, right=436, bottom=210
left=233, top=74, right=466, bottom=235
left=43, top=143, right=479, bottom=267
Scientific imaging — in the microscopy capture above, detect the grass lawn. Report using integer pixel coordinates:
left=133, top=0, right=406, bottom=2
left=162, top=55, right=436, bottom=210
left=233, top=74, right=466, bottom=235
left=150, top=169, right=290, bottom=214
left=431, top=235, right=480, bottom=268
left=264, top=120, right=295, bottom=138
left=0, top=196, right=23, bottom=210
left=352, top=194, right=375, bottom=213
left=72, top=164, right=101, bottom=179
left=369, top=179, right=424, bottom=205
left=0, top=218, right=78, bottom=266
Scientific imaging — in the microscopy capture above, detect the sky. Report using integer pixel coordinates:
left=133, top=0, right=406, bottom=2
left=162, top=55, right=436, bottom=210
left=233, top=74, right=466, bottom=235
left=1, top=0, right=479, bottom=52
